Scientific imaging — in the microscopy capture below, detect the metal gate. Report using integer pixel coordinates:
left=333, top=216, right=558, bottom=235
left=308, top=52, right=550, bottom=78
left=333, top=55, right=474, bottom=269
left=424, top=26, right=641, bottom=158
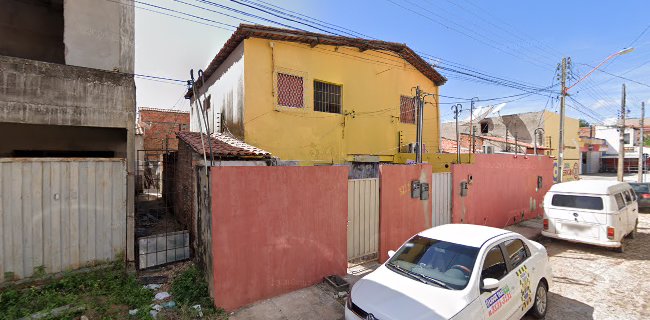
left=347, top=178, right=379, bottom=262
left=432, top=172, right=452, bottom=227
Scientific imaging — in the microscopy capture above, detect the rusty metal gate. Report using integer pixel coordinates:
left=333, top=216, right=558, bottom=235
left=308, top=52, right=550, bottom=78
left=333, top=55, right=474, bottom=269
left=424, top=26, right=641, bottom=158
left=432, top=172, right=452, bottom=227
left=347, top=178, right=379, bottom=262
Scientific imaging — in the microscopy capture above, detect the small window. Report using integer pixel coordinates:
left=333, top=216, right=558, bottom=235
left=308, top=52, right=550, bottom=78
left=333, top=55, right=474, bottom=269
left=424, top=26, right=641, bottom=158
left=624, top=190, right=633, bottom=203
left=624, top=133, right=631, bottom=144
left=551, top=194, right=604, bottom=210
left=400, top=95, right=416, bottom=124
left=314, top=81, right=342, bottom=114
left=615, top=193, right=626, bottom=210
left=481, top=246, right=508, bottom=280
left=277, top=73, right=304, bottom=108
left=480, top=121, right=489, bottom=134
left=504, top=239, right=529, bottom=269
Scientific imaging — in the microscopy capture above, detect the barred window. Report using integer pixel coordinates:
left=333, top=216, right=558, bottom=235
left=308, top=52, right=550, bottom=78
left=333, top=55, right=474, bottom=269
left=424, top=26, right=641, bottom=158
left=314, top=81, right=342, bottom=114
left=400, top=95, right=416, bottom=124
left=277, top=73, right=304, bottom=108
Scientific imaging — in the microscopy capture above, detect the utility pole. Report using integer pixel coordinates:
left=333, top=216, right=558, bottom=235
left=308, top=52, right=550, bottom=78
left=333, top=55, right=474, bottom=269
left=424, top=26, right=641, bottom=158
left=618, top=84, right=626, bottom=182
left=470, top=97, right=478, bottom=154
left=452, top=103, right=463, bottom=163
left=534, top=128, right=545, bottom=156
left=415, top=86, right=423, bottom=163
left=558, top=57, right=567, bottom=183
left=638, top=101, right=645, bottom=182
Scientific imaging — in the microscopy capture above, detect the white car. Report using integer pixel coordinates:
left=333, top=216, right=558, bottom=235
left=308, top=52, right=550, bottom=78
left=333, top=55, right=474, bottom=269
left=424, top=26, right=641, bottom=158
left=346, top=224, right=552, bottom=320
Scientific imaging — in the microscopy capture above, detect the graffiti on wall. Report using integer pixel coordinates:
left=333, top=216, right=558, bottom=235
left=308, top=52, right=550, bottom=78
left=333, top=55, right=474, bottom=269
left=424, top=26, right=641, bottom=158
left=553, top=161, right=580, bottom=182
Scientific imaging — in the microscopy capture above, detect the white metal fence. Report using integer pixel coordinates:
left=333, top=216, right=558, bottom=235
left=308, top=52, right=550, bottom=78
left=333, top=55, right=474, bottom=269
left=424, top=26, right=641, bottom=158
left=431, top=172, right=452, bottom=227
left=0, top=158, right=126, bottom=282
left=347, top=178, right=379, bottom=262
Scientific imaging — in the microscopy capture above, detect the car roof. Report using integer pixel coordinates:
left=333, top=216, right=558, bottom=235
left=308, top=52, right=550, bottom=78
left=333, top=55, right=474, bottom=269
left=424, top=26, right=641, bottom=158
left=417, top=224, right=513, bottom=248
left=549, top=180, right=631, bottom=195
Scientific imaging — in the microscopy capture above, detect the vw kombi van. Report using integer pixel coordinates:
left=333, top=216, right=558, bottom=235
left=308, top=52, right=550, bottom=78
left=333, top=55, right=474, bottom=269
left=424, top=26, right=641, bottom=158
left=541, top=180, right=638, bottom=252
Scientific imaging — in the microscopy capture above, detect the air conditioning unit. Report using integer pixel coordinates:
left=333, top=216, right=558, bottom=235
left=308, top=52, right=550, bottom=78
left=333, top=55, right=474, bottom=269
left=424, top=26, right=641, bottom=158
left=483, top=145, right=495, bottom=154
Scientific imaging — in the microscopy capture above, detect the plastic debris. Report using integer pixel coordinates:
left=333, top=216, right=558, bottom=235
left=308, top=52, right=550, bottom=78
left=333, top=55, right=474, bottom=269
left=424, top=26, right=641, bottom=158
left=80, top=316, right=89, bottom=320
left=154, top=292, right=171, bottom=300
left=337, top=291, right=348, bottom=298
left=150, top=310, right=158, bottom=319
left=192, top=305, right=204, bottom=317
left=128, top=309, right=138, bottom=316
left=163, top=301, right=177, bottom=309
left=144, top=284, right=162, bottom=290
left=151, top=304, right=163, bottom=312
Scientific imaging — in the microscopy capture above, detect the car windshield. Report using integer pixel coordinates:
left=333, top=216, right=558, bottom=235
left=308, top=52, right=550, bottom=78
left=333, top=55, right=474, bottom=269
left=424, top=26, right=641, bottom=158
left=387, top=235, right=479, bottom=290
left=630, top=183, right=650, bottom=194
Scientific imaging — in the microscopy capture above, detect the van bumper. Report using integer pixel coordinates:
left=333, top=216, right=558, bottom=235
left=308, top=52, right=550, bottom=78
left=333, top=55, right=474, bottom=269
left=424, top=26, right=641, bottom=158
left=541, top=231, right=622, bottom=248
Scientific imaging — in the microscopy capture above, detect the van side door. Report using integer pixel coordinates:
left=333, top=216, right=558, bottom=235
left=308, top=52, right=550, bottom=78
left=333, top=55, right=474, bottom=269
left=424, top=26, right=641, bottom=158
left=623, top=189, right=638, bottom=234
left=614, top=193, right=628, bottom=240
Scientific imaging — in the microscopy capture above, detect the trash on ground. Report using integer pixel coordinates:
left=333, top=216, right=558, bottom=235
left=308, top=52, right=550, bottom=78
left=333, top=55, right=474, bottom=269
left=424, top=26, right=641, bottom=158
left=128, top=309, right=138, bottom=316
left=151, top=304, right=163, bottom=312
left=192, top=305, right=204, bottom=317
left=154, top=292, right=171, bottom=301
left=144, top=284, right=162, bottom=290
left=163, top=301, right=177, bottom=309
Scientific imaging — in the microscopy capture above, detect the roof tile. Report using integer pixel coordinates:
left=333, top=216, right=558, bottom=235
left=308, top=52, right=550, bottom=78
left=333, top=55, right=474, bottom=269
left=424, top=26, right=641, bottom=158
left=176, top=131, right=271, bottom=158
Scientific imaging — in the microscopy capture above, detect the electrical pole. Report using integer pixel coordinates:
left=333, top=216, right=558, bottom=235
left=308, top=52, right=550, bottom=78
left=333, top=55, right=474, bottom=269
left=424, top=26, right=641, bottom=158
left=558, top=57, right=567, bottom=183
left=638, top=101, right=645, bottom=182
left=470, top=97, right=478, bottom=154
left=452, top=103, right=463, bottom=164
left=415, top=86, right=423, bottom=163
left=618, top=84, right=626, bottom=182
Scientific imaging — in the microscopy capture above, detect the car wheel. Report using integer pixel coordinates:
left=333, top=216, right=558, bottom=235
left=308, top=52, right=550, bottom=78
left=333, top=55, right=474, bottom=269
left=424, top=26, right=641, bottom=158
left=529, top=281, right=548, bottom=319
left=629, top=220, right=638, bottom=239
left=615, top=241, right=625, bottom=253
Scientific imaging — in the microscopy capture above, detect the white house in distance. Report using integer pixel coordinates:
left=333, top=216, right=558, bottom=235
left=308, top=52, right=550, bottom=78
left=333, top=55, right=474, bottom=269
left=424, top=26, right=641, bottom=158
left=594, top=122, right=650, bottom=173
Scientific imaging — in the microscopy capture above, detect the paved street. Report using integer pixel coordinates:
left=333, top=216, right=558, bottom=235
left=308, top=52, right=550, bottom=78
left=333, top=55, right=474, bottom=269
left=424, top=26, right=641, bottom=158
left=524, top=213, right=650, bottom=320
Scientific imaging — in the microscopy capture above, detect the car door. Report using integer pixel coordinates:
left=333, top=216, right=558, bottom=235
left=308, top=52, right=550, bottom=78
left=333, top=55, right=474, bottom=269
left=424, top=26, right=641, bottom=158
left=502, top=238, right=535, bottom=318
left=479, top=244, right=519, bottom=319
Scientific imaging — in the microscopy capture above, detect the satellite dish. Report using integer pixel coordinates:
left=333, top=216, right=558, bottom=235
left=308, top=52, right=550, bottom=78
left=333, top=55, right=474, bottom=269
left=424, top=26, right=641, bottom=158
left=490, top=103, right=507, bottom=115
left=460, top=104, right=496, bottom=126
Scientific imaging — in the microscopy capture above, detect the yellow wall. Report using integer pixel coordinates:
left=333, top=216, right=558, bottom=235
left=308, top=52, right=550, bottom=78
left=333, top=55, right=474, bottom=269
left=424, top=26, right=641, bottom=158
left=542, top=110, right=580, bottom=181
left=242, top=38, right=440, bottom=164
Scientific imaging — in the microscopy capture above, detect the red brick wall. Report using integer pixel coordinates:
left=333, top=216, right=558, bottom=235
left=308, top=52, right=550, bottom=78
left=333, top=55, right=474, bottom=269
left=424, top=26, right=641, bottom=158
left=378, top=164, right=432, bottom=263
left=210, top=166, right=348, bottom=311
left=140, top=109, right=190, bottom=151
left=451, top=154, right=553, bottom=227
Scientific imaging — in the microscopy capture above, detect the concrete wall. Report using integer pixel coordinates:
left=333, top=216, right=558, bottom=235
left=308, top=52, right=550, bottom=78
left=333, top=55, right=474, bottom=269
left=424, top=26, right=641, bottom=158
left=210, top=166, right=348, bottom=311
left=63, top=0, right=135, bottom=72
left=242, top=38, right=440, bottom=164
left=192, top=43, right=244, bottom=138
left=451, top=154, right=553, bottom=228
left=0, top=123, right=127, bottom=157
left=378, top=164, right=432, bottom=263
left=0, top=0, right=65, bottom=64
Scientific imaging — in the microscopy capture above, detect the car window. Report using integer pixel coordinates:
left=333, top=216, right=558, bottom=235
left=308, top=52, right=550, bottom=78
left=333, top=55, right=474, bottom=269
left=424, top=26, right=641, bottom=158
left=624, top=190, right=633, bottom=202
left=481, top=246, right=508, bottom=281
left=615, top=193, right=626, bottom=210
left=632, top=190, right=638, bottom=201
left=551, top=194, right=604, bottom=210
left=631, top=184, right=650, bottom=194
left=504, top=239, right=529, bottom=269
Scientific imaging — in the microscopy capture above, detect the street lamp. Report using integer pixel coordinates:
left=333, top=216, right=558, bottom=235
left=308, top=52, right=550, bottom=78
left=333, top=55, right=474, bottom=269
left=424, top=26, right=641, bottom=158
left=557, top=47, right=634, bottom=182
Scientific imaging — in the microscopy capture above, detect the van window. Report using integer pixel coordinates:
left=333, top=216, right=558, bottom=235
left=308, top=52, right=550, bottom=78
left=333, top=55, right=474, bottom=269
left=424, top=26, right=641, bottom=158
left=624, top=190, right=633, bottom=202
left=551, top=194, right=604, bottom=210
left=615, top=193, right=626, bottom=210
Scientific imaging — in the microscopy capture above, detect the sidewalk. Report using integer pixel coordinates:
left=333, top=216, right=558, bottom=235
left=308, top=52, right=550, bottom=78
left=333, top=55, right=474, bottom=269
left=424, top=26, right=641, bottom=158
left=505, top=217, right=543, bottom=240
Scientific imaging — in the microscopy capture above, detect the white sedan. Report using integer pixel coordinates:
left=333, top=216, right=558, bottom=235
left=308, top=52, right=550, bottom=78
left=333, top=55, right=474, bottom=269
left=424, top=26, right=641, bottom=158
left=346, top=224, right=552, bottom=320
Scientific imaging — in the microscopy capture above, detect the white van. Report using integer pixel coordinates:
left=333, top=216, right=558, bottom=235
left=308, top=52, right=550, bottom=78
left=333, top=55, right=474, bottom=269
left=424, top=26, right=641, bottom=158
left=542, top=180, right=639, bottom=252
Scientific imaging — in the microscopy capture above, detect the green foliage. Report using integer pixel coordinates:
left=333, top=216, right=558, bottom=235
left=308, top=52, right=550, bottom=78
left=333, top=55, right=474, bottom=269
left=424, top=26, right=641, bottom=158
left=171, top=265, right=224, bottom=317
left=579, top=119, right=590, bottom=127
left=0, top=260, right=153, bottom=320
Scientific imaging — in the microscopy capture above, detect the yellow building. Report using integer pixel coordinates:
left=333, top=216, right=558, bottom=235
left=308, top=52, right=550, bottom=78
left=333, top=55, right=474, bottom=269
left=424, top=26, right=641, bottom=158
left=187, top=24, right=446, bottom=165
left=540, top=111, right=581, bottom=182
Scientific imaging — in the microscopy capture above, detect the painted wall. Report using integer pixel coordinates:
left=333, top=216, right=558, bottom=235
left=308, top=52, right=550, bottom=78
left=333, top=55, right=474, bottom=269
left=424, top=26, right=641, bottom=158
left=542, top=111, right=580, bottom=182
left=210, top=166, right=348, bottom=311
left=378, top=164, right=432, bottom=263
left=451, top=154, right=553, bottom=228
left=191, top=43, right=245, bottom=137
left=242, top=38, right=440, bottom=164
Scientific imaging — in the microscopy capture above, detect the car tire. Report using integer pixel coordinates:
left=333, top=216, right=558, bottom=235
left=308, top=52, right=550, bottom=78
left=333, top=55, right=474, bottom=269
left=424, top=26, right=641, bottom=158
left=628, top=220, right=638, bottom=239
left=529, top=281, right=548, bottom=319
left=615, top=241, right=625, bottom=253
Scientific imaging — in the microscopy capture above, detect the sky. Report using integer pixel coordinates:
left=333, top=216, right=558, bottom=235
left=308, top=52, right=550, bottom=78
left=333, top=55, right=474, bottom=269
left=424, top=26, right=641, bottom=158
left=134, top=0, right=650, bottom=124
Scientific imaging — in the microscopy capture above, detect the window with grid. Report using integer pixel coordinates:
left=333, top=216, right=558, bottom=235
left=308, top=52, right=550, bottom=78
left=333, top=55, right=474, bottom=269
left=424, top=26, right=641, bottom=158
left=314, top=81, right=342, bottom=113
left=400, top=95, right=416, bottom=124
left=277, top=73, right=304, bottom=108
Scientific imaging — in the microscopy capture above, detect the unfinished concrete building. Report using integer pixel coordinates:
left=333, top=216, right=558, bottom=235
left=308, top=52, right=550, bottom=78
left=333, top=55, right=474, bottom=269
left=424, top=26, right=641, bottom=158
left=0, top=0, right=136, bottom=281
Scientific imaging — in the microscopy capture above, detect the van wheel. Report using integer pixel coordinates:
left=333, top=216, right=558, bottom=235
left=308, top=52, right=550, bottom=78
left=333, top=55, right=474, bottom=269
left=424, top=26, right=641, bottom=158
left=628, top=220, right=638, bottom=239
left=615, top=241, right=625, bottom=253
left=529, top=281, right=548, bottom=319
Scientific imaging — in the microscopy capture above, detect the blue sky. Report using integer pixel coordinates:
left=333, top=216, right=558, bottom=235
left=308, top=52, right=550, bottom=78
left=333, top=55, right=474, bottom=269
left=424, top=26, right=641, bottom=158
left=135, top=0, right=650, bottom=124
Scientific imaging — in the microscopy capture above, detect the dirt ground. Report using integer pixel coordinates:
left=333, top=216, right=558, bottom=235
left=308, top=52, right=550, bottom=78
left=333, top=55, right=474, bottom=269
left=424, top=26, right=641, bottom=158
left=524, top=214, right=650, bottom=320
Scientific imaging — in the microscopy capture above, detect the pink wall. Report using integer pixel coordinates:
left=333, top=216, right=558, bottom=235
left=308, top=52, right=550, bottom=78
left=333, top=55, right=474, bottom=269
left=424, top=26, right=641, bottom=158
left=210, top=166, right=348, bottom=311
left=451, top=154, right=553, bottom=228
left=378, top=164, right=432, bottom=263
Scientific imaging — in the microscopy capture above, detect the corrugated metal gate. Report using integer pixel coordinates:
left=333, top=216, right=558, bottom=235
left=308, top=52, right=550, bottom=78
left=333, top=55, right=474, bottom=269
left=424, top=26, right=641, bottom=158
left=0, top=158, right=126, bottom=282
left=432, top=172, right=452, bottom=227
left=347, top=178, right=379, bottom=262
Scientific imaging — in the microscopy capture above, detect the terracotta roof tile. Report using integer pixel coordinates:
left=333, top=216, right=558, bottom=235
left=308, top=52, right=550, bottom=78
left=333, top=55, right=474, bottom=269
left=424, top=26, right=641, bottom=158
left=176, top=131, right=271, bottom=158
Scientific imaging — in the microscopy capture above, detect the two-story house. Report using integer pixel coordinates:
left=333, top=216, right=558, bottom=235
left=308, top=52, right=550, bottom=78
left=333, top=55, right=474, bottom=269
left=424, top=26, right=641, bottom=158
left=186, top=24, right=446, bottom=167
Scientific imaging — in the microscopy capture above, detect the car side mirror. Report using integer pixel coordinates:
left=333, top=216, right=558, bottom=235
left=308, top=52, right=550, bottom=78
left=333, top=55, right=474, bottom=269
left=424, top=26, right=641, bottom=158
left=481, top=278, right=500, bottom=292
left=387, top=250, right=396, bottom=258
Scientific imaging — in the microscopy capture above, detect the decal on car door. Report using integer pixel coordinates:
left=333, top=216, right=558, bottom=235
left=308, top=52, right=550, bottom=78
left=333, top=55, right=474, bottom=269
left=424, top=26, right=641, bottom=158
left=485, top=285, right=512, bottom=317
left=516, top=265, right=532, bottom=311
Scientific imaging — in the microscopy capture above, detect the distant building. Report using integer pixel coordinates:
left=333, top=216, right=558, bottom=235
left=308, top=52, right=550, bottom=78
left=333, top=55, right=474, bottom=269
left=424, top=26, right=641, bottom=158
left=139, top=108, right=190, bottom=151
left=593, top=121, right=650, bottom=173
left=442, top=110, right=580, bottom=182
left=186, top=24, right=447, bottom=166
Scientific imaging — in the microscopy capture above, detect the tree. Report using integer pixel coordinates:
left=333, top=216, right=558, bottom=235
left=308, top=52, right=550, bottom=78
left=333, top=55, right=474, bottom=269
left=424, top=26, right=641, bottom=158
left=579, top=119, right=590, bottom=127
